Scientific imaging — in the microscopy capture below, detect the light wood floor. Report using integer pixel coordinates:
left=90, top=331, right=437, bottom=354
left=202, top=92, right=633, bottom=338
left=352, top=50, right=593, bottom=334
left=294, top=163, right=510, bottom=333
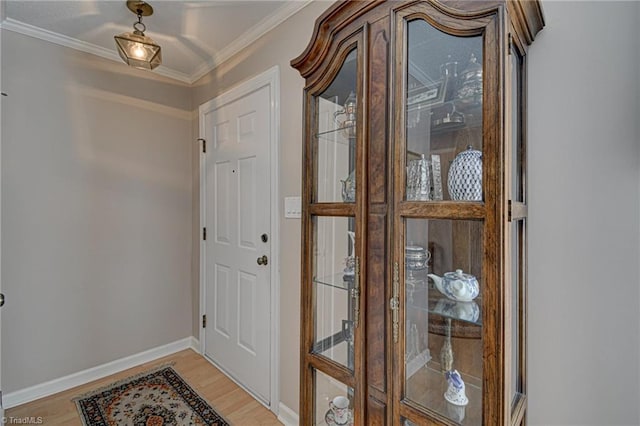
left=6, top=349, right=283, bottom=425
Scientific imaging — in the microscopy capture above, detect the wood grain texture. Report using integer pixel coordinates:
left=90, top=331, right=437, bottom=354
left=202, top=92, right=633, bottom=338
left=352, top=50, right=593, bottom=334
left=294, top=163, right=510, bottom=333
left=368, top=21, right=389, bottom=205
left=291, top=1, right=384, bottom=78
left=366, top=213, right=387, bottom=393
left=5, top=350, right=281, bottom=426
left=366, top=396, right=387, bottom=426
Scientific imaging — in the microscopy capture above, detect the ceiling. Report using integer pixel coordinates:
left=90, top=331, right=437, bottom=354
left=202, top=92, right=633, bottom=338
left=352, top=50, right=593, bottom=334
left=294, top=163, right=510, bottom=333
left=0, top=0, right=313, bottom=83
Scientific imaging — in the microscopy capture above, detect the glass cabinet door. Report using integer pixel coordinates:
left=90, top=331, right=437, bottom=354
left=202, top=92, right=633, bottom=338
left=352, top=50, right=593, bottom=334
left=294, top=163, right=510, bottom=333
left=403, top=218, right=483, bottom=425
left=314, top=48, right=358, bottom=204
left=399, top=15, right=486, bottom=426
left=305, top=41, right=361, bottom=425
left=509, top=40, right=527, bottom=418
left=404, top=19, right=483, bottom=203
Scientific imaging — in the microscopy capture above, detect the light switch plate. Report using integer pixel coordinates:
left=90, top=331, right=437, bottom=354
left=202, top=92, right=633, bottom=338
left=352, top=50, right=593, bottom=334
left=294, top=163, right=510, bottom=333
left=284, top=196, right=302, bottom=218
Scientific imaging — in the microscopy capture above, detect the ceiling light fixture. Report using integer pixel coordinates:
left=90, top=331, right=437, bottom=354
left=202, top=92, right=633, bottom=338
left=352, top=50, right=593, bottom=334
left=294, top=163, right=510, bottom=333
left=114, top=1, right=162, bottom=70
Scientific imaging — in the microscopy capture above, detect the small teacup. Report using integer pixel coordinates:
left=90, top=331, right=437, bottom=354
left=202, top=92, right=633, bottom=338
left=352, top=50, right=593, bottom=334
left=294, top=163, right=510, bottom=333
left=329, top=396, right=351, bottom=425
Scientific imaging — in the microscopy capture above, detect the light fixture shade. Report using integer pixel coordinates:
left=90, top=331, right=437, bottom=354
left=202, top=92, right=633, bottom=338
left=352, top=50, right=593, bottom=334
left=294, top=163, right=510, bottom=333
left=114, top=31, right=162, bottom=70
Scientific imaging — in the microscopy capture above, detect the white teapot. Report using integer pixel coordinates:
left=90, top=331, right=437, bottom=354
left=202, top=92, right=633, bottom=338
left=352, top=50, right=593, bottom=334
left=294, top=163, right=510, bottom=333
left=428, top=269, right=479, bottom=302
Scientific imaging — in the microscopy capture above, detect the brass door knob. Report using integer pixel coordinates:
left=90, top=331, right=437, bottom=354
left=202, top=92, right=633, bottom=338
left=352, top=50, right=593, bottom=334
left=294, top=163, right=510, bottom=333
left=257, top=255, right=268, bottom=266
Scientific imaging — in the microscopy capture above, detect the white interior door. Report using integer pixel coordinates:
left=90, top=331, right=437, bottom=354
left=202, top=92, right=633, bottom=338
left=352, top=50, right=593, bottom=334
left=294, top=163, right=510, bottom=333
left=0, top=15, right=4, bottom=415
left=201, top=84, right=271, bottom=404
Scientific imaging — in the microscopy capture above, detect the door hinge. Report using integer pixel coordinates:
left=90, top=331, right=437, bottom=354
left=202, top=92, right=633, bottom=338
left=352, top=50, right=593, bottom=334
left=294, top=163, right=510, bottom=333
left=198, top=138, right=206, bottom=153
left=203, top=227, right=207, bottom=240
left=202, top=315, right=207, bottom=328
left=508, top=34, right=513, bottom=54
left=508, top=199, right=513, bottom=222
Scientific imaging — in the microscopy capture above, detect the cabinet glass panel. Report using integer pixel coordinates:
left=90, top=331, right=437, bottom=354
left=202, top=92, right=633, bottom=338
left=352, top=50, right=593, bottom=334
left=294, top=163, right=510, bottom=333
left=404, top=218, right=483, bottom=425
left=314, top=48, right=357, bottom=203
left=313, top=215, right=356, bottom=370
left=314, top=369, right=354, bottom=426
left=510, top=219, right=525, bottom=409
left=511, top=45, right=525, bottom=203
left=405, top=19, right=483, bottom=202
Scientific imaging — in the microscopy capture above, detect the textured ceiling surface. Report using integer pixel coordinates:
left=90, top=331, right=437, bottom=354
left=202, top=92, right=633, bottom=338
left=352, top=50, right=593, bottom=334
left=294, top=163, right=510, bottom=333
left=2, top=0, right=310, bottom=82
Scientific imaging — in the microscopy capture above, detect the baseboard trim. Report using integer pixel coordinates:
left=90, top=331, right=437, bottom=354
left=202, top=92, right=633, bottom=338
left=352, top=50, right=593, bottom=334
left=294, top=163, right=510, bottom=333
left=3, top=336, right=197, bottom=409
left=188, top=336, right=200, bottom=352
left=277, top=402, right=299, bottom=426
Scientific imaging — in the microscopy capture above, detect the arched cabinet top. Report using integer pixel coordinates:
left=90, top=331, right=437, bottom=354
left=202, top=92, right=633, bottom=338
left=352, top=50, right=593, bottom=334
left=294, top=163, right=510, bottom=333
left=291, top=0, right=544, bottom=78
left=290, top=0, right=380, bottom=78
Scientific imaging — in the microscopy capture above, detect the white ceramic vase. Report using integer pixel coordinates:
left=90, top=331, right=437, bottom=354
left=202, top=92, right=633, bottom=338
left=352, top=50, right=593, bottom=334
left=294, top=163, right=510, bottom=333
left=448, top=146, right=482, bottom=201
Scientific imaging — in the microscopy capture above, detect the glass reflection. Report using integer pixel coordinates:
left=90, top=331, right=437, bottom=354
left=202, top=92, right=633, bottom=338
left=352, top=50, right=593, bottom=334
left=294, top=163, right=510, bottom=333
left=315, top=48, right=358, bottom=204
left=312, top=216, right=355, bottom=371
left=405, top=19, right=483, bottom=202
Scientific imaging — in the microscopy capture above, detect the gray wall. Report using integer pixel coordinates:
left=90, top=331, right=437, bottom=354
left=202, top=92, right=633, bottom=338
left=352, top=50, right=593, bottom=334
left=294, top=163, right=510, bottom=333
left=1, top=30, right=194, bottom=392
left=528, top=1, right=640, bottom=425
left=190, top=1, right=330, bottom=412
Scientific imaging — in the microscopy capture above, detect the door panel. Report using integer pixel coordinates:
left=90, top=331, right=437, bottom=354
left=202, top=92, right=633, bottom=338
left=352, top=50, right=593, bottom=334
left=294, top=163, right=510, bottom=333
left=238, top=156, right=257, bottom=249
left=238, top=271, right=257, bottom=354
left=214, top=264, right=231, bottom=338
left=214, top=161, right=231, bottom=244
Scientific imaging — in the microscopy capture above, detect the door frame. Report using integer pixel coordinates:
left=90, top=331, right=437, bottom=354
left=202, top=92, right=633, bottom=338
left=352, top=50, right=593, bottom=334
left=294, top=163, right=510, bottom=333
left=198, top=66, right=280, bottom=412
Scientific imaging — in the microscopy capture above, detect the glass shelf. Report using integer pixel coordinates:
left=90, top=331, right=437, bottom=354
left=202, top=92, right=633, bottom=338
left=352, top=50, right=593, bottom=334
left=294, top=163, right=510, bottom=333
left=405, top=365, right=482, bottom=425
left=314, top=274, right=354, bottom=291
left=315, top=124, right=356, bottom=141
left=406, top=285, right=482, bottom=326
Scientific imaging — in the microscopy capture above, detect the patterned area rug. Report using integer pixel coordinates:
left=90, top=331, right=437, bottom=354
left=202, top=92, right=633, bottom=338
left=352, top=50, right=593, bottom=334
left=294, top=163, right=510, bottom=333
left=74, top=365, right=230, bottom=426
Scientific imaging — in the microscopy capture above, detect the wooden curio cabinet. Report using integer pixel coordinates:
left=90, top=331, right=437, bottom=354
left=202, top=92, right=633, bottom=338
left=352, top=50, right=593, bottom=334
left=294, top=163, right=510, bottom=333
left=291, top=1, right=544, bottom=424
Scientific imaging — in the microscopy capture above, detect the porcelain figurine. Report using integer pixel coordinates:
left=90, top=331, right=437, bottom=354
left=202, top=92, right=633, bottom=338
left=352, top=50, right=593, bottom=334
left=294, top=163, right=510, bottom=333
left=428, top=269, right=479, bottom=302
left=447, top=146, right=482, bottom=201
left=444, top=370, right=469, bottom=406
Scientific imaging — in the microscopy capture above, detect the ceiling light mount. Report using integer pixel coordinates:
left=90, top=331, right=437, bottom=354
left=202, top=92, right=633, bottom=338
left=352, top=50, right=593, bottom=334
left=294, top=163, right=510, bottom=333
left=126, top=0, right=153, bottom=17
left=114, top=0, right=162, bottom=70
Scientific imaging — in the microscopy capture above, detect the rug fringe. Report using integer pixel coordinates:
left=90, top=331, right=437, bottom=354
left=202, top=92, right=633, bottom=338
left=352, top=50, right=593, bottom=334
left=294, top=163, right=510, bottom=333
left=71, top=361, right=176, bottom=402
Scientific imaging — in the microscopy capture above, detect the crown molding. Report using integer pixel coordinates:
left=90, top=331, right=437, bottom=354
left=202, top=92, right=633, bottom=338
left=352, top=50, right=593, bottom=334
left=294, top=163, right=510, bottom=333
left=0, top=17, right=120, bottom=62
left=0, top=17, right=192, bottom=83
left=1, top=0, right=313, bottom=85
left=189, top=0, right=313, bottom=83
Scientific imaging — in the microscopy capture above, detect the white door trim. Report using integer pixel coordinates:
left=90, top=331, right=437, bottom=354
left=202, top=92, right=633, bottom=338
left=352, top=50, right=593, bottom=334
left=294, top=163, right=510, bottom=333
left=198, top=65, right=280, bottom=414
